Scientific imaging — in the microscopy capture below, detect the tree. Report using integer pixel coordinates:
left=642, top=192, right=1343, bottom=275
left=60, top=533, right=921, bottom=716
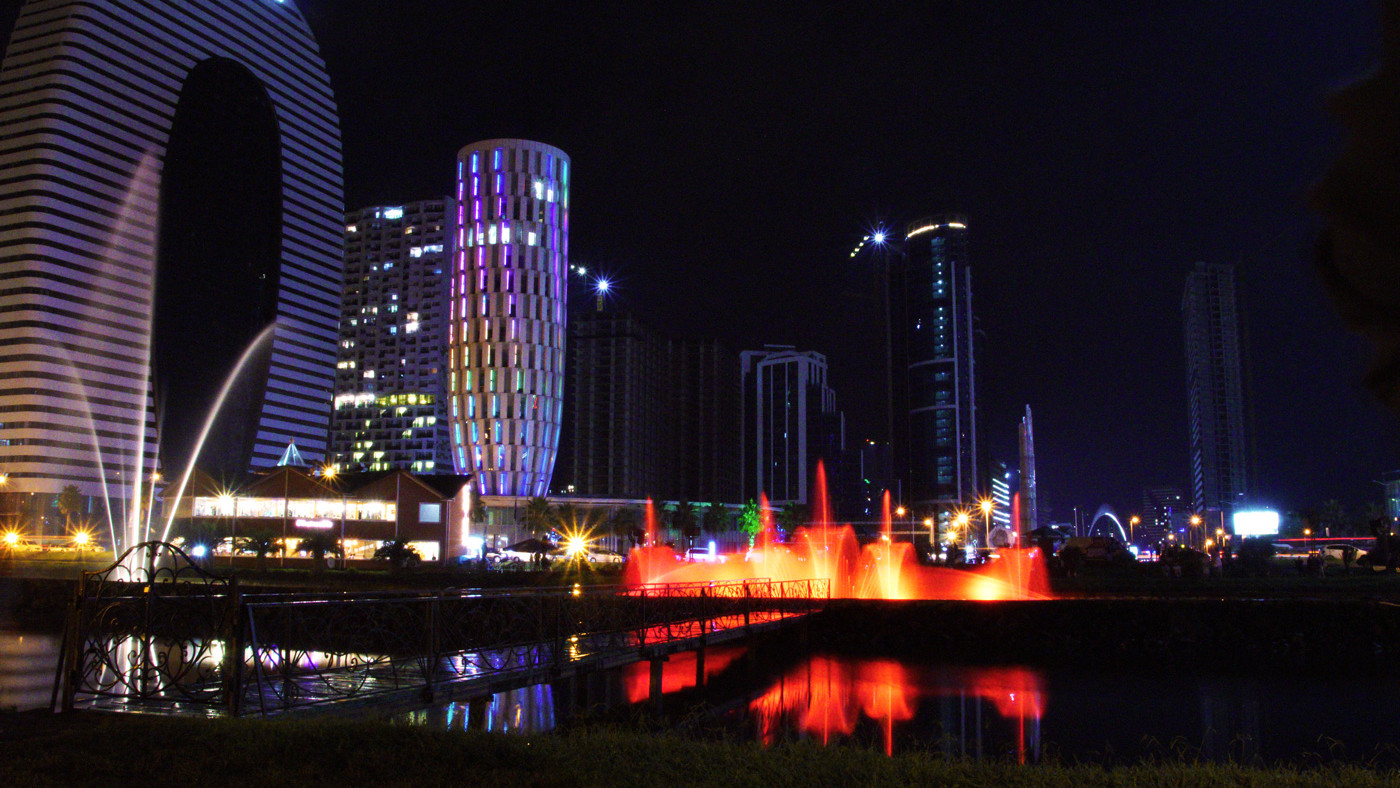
left=670, top=500, right=699, bottom=548
left=607, top=507, right=644, bottom=550
left=295, top=532, right=343, bottom=574
left=776, top=503, right=810, bottom=538
left=1319, top=499, right=1350, bottom=537
left=738, top=500, right=762, bottom=543
left=235, top=530, right=279, bottom=573
left=702, top=502, right=728, bottom=537
left=373, top=539, right=422, bottom=573
left=57, top=484, right=83, bottom=532
left=553, top=503, right=582, bottom=534
left=523, top=496, right=555, bottom=536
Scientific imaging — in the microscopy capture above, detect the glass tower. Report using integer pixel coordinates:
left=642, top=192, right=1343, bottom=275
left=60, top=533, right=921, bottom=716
left=900, top=215, right=978, bottom=510
left=449, top=139, right=570, bottom=497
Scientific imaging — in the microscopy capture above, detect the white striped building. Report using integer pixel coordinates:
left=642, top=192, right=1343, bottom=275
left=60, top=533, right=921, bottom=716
left=0, top=0, right=342, bottom=527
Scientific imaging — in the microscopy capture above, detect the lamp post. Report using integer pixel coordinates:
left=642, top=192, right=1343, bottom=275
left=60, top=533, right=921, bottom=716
left=1190, top=514, right=1203, bottom=550
left=1129, top=515, right=1140, bottom=547
left=954, top=510, right=970, bottom=563
left=980, top=498, right=993, bottom=549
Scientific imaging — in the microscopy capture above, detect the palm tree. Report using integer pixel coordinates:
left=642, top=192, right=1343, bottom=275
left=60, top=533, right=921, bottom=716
left=235, top=530, right=279, bottom=573
left=57, top=484, right=83, bottom=533
left=702, top=502, right=728, bottom=537
left=295, top=532, right=343, bottom=574
left=670, top=500, right=699, bottom=549
left=607, top=507, right=644, bottom=550
left=776, top=503, right=809, bottom=538
left=373, top=539, right=421, bottom=573
left=553, top=503, right=582, bottom=534
left=523, top=496, right=555, bottom=536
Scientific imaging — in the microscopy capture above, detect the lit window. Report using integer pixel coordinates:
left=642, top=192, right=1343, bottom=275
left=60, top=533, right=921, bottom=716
left=383, top=207, right=404, bottom=220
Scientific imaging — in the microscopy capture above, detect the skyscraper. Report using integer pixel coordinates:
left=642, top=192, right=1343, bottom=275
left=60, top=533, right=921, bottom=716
left=0, top=1, right=342, bottom=516
left=1018, top=405, right=1038, bottom=533
left=563, top=312, right=669, bottom=498
left=330, top=200, right=452, bottom=473
left=898, top=215, right=978, bottom=511
left=1183, top=262, right=1248, bottom=516
left=741, top=346, right=844, bottom=507
left=448, top=140, right=570, bottom=497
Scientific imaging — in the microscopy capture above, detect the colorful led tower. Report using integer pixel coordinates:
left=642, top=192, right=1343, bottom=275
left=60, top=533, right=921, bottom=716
left=449, top=140, right=570, bottom=496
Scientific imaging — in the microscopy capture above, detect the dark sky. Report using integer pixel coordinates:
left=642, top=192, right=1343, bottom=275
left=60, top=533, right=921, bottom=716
left=5, top=1, right=1398, bottom=521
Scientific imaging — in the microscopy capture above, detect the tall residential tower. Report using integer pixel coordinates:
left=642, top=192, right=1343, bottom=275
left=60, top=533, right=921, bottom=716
left=330, top=200, right=452, bottom=473
left=898, top=215, right=978, bottom=511
left=448, top=140, right=570, bottom=497
left=1183, top=262, right=1248, bottom=515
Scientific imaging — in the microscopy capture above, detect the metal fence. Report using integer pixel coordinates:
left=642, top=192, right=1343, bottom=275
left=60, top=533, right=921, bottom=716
left=56, top=542, right=827, bottom=717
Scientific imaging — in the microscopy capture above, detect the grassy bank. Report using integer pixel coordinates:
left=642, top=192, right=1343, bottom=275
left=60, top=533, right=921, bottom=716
left=0, top=714, right=1392, bottom=787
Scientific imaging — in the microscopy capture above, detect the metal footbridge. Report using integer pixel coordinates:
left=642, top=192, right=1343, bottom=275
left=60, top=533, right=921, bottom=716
left=54, top=542, right=826, bottom=718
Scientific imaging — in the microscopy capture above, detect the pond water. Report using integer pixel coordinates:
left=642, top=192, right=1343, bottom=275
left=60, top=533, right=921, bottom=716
left=398, top=648, right=1400, bottom=766
left=0, top=630, right=59, bottom=712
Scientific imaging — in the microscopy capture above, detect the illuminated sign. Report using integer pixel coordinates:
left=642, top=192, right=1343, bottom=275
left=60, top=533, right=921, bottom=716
left=296, top=518, right=334, bottom=530
left=1232, top=510, right=1279, bottom=537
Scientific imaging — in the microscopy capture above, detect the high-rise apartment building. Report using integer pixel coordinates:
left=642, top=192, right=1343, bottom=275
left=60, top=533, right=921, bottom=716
left=1183, top=262, right=1248, bottom=515
left=741, top=346, right=844, bottom=507
left=562, top=311, right=741, bottom=503
left=673, top=338, right=743, bottom=503
left=897, top=215, right=978, bottom=510
left=1141, top=486, right=1187, bottom=546
left=448, top=139, right=570, bottom=497
left=1018, top=405, right=1038, bottom=533
left=0, top=1, right=342, bottom=529
left=330, top=201, right=451, bottom=473
left=563, top=312, right=669, bottom=498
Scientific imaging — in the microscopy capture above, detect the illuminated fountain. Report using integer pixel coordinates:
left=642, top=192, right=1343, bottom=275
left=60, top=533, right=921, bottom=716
left=624, top=461, right=1051, bottom=601
left=58, top=152, right=284, bottom=564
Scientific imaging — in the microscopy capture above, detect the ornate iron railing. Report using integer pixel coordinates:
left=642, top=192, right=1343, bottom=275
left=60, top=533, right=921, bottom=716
left=56, top=545, right=827, bottom=717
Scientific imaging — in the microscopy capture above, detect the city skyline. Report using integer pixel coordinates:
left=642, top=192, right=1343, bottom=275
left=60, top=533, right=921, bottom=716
left=0, top=2, right=1393, bottom=521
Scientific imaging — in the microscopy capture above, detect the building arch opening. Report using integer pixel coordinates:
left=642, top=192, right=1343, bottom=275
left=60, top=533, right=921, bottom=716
left=154, top=56, right=282, bottom=484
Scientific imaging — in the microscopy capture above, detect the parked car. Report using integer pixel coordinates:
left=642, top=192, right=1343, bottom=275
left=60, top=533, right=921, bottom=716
left=586, top=548, right=626, bottom=564
left=684, top=546, right=727, bottom=563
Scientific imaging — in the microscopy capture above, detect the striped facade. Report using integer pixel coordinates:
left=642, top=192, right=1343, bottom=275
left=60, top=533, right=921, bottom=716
left=449, top=139, right=569, bottom=497
left=0, top=0, right=343, bottom=505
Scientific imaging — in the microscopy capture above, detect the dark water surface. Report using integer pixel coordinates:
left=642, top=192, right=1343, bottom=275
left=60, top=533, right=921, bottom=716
left=400, top=648, right=1400, bottom=765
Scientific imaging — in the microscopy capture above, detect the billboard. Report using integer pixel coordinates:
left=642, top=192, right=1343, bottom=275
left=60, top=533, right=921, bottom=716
left=1232, top=510, right=1280, bottom=537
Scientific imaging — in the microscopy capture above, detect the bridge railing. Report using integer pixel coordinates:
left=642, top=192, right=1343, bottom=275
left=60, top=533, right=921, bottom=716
left=55, top=545, right=827, bottom=718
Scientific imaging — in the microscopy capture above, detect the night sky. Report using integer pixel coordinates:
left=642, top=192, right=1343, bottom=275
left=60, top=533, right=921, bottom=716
left=4, top=1, right=1397, bottom=521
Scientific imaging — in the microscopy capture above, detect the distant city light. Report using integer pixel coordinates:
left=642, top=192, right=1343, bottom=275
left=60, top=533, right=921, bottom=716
left=595, top=278, right=610, bottom=293
left=872, top=230, right=887, bottom=244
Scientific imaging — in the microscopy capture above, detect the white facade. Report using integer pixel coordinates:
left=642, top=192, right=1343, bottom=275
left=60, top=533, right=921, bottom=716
left=0, top=0, right=342, bottom=506
left=449, top=139, right=570, bottom=497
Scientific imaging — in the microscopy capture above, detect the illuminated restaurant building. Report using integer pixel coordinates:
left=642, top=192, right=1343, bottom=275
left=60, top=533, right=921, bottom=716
left=175, top=466, right=474, bottom=563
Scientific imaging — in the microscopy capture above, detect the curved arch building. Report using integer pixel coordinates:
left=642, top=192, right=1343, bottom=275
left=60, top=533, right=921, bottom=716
left=449, top=139, right=569, bottom=497
left=0, top=1, right=343, bottom=515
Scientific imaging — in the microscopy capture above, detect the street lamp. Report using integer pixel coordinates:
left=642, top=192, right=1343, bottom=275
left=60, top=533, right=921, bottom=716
left=1129, top=515, right=1140, bottom=545
left=1190, top=514, right=1202, bottom=549
left=979, top=498, right=993, bottom=549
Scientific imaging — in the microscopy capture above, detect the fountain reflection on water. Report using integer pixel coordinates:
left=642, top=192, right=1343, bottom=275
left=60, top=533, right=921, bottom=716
left=622, top=461, right=1051, bottom=601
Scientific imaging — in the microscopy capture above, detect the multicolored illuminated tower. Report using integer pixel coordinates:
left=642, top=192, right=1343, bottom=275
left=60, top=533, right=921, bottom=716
left=448, top=139, right=570, bottom=497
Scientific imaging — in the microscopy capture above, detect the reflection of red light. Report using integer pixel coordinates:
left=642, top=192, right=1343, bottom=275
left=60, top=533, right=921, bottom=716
left=751, top=657, right=1046, bottom=757
left=624, top=646, right=745, bottom=703
left=856, top=660, right=916, bottom=755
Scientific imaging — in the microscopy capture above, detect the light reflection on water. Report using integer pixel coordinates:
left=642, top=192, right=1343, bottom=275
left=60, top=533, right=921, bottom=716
left=0, top=630, right=59, bottom=712
left=402, top=649, right=1400, bottom=765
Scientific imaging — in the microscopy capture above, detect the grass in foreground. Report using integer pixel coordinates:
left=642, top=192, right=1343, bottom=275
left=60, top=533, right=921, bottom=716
left=0, top=713, right=1395, bottom=788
